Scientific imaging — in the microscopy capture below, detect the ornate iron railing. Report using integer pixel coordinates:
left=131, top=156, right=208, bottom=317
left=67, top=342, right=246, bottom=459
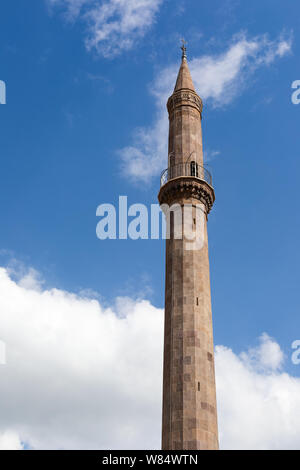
left=160, top=162, right=212, bottom=187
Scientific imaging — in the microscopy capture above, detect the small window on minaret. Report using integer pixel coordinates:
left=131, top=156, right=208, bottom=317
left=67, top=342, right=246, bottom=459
left=190, top=161, right=198, bottom=177
left=198, top=382, right=201, bottom=391
left=169, top=154, right=175, bottom=167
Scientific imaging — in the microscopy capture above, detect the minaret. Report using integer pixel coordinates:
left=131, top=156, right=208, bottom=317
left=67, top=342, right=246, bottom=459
left=158, top=43, right=219, bottom=450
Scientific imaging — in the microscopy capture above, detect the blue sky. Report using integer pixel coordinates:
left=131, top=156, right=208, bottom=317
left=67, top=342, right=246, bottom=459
left=0, top=0, right=300, bottom=449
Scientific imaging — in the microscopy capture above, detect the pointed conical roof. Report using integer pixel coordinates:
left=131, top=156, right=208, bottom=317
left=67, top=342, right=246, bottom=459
left=174, top=53, right=196, bottom=92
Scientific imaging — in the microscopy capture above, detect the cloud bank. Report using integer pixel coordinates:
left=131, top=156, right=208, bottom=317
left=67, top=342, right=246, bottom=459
left=48, top=0, right=163, bottom=57
left=0, top=266, right=299, bottom=449
left=120, top=32, right=292, bottom=183
left=0, top=266, right=163, bottom=449
left=217, top=336, right=300, bottom=450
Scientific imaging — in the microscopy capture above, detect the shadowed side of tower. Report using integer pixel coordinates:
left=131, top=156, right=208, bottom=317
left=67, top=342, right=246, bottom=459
left=158, top=46, right=219, bottom=450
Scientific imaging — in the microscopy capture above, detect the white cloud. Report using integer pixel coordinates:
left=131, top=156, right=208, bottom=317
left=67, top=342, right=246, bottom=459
left=204, top=149, right=221, bottom=163
left=0, top=431, right=23, bottom=450
left=216, top=336, right=300, bottom=450
left=48, top=0, right=163, bottom=57
left=48, top=0, right=89, bottom=21
left=240, top=332, right=284, bottom=372
left=0, top=265, right=299, bottom=449
left=120, top=32, right=292, bottom=183
left=119, top=113, right=168, bottom=184
left=0, top=266, right=163, bottom=449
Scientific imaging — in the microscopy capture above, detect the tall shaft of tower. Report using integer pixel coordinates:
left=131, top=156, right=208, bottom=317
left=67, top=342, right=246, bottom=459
left=158, top=48, right=219, bottom=451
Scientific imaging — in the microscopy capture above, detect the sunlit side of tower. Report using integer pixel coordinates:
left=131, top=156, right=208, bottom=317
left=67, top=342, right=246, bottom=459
left=158, top=45, right=219, bottom=450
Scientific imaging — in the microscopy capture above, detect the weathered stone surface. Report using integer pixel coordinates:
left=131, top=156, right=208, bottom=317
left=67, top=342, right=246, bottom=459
left=160, top=52, right=219, bottom=451
left=174, top=56, right=196, bottom=92
left=158, top=177, right=215, bottom=214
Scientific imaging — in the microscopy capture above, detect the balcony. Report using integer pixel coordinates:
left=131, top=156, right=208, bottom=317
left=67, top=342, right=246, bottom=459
left=160, top=162, right=212, bottom=188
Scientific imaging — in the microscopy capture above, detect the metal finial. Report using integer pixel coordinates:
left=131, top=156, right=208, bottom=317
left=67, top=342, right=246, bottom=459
left=181, top=39, right=187, bottom=59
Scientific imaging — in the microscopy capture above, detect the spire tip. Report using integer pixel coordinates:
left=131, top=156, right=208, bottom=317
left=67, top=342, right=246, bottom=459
left=181, top=39, right=187, bottom=59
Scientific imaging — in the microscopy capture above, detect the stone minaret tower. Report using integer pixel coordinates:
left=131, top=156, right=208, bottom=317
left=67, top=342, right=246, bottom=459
left=158, top=44, right=219, bottom=450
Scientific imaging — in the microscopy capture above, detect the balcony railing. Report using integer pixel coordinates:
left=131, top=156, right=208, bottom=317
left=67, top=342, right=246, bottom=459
left=160, top=162, right=212, bottom=187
